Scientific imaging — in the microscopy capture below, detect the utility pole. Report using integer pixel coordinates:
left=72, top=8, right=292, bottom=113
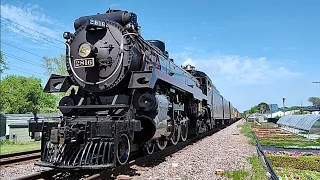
left=282, top=97, right=286, bottom=117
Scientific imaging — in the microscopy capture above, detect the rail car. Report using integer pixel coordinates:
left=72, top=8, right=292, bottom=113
left=28, top=9, right=241, bottom=170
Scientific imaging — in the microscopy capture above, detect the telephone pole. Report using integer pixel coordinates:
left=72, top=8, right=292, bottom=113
left=282, top=97, right=286, bottom=117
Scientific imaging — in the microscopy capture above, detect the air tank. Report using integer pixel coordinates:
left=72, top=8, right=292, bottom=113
left=147, top=40, right=165, bottom=53
left=73, top=10, right=138, bottom=30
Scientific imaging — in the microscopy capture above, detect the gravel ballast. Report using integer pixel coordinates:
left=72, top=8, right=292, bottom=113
left=0, top=162, right=52, bottom=180
left=130, top=120, right=257, bottom=180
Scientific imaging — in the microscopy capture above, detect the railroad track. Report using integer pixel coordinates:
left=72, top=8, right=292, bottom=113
left=84, top=125, right=228, bottom=180
left=0, top=149, right=41, bottom=167
left=15, top=122, right=234, bottom=180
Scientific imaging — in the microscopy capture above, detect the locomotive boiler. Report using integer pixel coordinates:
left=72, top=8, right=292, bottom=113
left=28, top=9, right=241, bottom=170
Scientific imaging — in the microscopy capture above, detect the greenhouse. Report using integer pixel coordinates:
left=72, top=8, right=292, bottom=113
left=276, top=114, right=320, bottom=139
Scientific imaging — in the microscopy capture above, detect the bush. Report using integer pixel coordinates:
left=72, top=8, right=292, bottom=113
left=266, top=155, right=320, bottom=171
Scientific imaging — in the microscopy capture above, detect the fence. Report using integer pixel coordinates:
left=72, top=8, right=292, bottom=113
left=252, top=132, right=279, bottom=180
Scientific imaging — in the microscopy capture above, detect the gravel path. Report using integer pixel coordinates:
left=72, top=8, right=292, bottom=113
left=129, top=120, right=257, bottom=180
left=0, top=161, right=52, bottom=180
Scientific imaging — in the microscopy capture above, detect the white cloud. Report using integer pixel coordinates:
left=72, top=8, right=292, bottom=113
left=181, top=55, right=301, bottom=85
left=0, top=3, right=69, bottom=49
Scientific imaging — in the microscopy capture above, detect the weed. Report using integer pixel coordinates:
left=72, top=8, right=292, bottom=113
left=222, top=170, right=250, bottom=180
left=248, top=156, right=269, bottom=180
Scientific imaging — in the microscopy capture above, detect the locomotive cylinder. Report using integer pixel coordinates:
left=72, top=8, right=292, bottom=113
left=135, top=94, right=172, bottom=142
left=152, top=94, right=171, bottom=139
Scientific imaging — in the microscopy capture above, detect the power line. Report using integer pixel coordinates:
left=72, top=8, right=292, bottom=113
left=2, top=52, right=44, bottom=67
left=1, top=16, right=65, bottom=44
left=1, top=41, right=44, bottom=58
left=0, top=22, right=65, bottom=50
left=7, top=66, right=46, bottom=78
left=8, top=63, right=44, bottom=76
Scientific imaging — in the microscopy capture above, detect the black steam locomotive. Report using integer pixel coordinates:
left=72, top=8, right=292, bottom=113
left=29, top=9, right=241, bottom=169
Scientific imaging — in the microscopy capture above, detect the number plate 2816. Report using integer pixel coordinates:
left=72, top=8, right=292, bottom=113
left=74, top=58, right=94, bottom=68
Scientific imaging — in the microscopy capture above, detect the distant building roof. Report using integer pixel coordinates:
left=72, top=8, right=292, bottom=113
left=277, top=114, right=320, bottom=131
left=247, top=113, right=267, bottom=119
left=5, top=113, right=61, bottom=126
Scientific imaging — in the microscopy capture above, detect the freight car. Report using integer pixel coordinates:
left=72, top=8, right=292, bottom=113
left=28, top=9, right=241, bottom=170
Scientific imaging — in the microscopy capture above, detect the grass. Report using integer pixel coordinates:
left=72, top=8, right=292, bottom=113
left=237, top=122, right=269, bottom=180
left=0, top=140, right=41, bottom=155
left=266, top=134, right=302, bottom=139
left=259, top=139, right=320, bottom=148
left=237, top=122, right=256, bottom=145
left=265, top=155, right=320, bottom=171
left=222, top=170, right=250, bottom=180
left=248, top=156, right=269, bottom=180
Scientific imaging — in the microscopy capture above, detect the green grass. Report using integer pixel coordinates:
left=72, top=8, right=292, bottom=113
left=266, top=155, right=320, bottom=171
left=248, top=156, right=269, bottom=180
left=222, top=170, right=250, bottom=180
left=259, top=139, right=320, bottom=148
left=0, top=140, right=41, bottom=155
left=265, top=134, right=302, bottom=139
left=260, top=122, right=276, bottom=125
left=236, top=122, right=269, bottom=180
left=237, top=122, right=255, bottom=145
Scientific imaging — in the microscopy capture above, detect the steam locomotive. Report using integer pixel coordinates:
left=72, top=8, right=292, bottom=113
left=29, top=9, right=241, bottom=170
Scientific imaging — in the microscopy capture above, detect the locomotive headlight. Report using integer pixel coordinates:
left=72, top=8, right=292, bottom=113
left=78, top=43, right=92, bottom=57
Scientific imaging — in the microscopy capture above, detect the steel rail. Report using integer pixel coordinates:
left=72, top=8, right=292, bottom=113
left=0, top=150, right=41, bottom=166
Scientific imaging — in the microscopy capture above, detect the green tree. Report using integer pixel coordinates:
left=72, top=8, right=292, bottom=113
left=0, top=51, right=9, bottom=74
left=308, top=97, right=320, bottom=106
left=275, top=115, right=281, bottom=119
left=258, top=102, right=270, bottom=114
left=42, top=54, right=67, bottom=76
left=293, top=109, right=308, bottom=115
left=248, top=105, right=259, bottom=114
left=243, top=102, right=272, bottom=116
left=289, top=106, right=298, bottom=111
left=0, top=75, right=58, bottom=115
left=42, top=54, right=78, bottom=99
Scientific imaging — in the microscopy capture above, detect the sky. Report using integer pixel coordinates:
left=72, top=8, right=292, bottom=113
left=1, top=0, right=319, bottom=112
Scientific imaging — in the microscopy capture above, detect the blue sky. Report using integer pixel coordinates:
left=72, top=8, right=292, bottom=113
left=1, top=0, right=319, bottom=112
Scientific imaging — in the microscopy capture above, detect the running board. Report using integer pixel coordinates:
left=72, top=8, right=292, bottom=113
left=58, top=104, right=129, bottom=109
